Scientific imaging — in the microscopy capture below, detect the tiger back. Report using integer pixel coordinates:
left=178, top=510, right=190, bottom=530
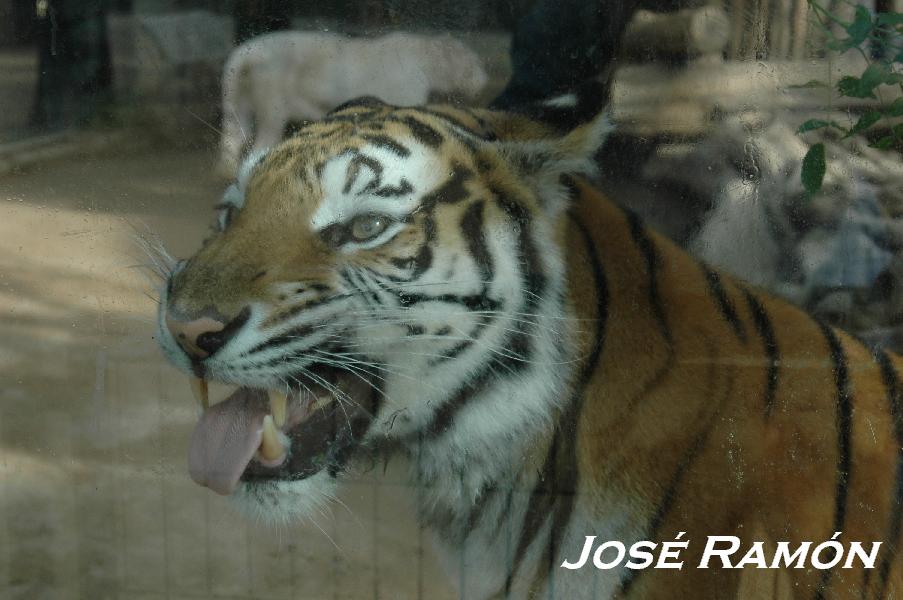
left=558, top=177, right=903, bottom=599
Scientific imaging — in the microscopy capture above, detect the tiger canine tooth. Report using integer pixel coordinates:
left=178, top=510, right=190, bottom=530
left=189, top=377, right=209, bottom=410
left=260, top=415, right=285, bottom=461
left=268, top=390, right=288, bottom=427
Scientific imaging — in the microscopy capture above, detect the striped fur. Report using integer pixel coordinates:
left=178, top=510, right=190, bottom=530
left=158, top=98, right=903, bottom=598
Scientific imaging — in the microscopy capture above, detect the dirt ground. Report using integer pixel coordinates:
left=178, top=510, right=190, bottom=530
left=0, top=141, right=457, bottom=600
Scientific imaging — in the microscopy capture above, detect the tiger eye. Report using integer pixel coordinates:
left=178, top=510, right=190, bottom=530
left=350, top=214, right=390, bottom=241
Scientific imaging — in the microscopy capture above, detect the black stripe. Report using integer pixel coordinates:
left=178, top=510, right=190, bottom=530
left=505, top=432, right=561, bottom=596
left=504, top=213, right=608, bottom=595
left=619, top=350, right=734, bottom=596
left=620, top=209, right=676, bottom=412
left=342, top=154, right=383, bottom=195
left=814, top=320, right=853, bottom=600
left=263, top=293, right=346, bottom=329
left=429, top=200, right=498, bottom=366
left=542, top=215, right=609, bottom=592
left=361, top=134, right=410, bottom=157
left=454, top=482, right=499, bottom=541
left=421, top=189, right=546, bottom=438
left=460, top=201, right=493, bottom=282
left=493, top=189, right=546, bottom=300
left=396, top=291, right=499, bottom=312
left=430, top=315, right=494, bottom=364
left=463, top=109, right=497, bottom=141
left=321, top=113, right=379, bottom=127
left=387, top=212, right=434, bottom=282
left=389, top=241, right=433, bottom=280
left=449, top=129, right=480, bottom=155
left=425, top=369, right=495, bottom=437
left=194, top=307, right=250, bottom=355
left=327, top=96, right=387, bottom=115
left=559, top=174, right=580, bottom=201
left=373, top=178, right=413, bottom=198
left=393, top=115, right=444, bottom=148
left=702, top=267, right=747, bottom=343
left=327, top=376, right=385, bottom=477
left=421, top=165, right=473, bottom=206
left=874, top=349, right=903, bottom=599
left=246, top=323, right=315, bottom=355
left=349, top=268, right=382, bottom=308
left=742, top=289, right=780, bottom=417
left=624, top=210, right=672, bottom=345
left=418, top=108, right=487, bottom=139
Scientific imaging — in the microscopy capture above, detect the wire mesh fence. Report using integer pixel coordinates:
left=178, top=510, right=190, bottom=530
left=0, top=346, right=467, bottom=599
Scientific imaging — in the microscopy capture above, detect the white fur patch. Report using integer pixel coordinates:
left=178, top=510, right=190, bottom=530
left=543, top=93, right=578, bottom=108
left=311, top=142, right=443, bottom=231
left=231, top=471, right=338, bottom=527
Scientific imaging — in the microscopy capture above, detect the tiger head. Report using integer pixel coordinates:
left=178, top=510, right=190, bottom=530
left=158, top=98, right=611, bottom=522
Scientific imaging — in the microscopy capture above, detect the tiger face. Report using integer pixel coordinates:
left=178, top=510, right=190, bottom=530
left=158, top=98, right=610, bottom=521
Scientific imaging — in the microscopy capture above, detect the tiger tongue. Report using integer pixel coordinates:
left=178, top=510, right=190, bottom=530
left=188, top=388, right=269, bottom=496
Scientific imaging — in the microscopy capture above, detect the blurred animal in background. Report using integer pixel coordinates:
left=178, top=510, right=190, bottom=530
left=219, top=30, right=489, bottom=175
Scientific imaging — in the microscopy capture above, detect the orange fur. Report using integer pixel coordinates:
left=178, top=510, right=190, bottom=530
left=564, top=179, right=903, bottom=598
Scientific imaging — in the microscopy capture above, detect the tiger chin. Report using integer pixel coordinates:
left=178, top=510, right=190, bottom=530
left=157, top=96, right=903, bottom=599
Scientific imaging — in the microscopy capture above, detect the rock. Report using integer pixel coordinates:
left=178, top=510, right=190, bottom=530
left=797, top=192, right=894, bottom=290
left=635, top=113, right=903, bottom=344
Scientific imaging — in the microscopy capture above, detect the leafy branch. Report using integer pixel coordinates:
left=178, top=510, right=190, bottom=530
left=798, top=1, right=903, bottom=195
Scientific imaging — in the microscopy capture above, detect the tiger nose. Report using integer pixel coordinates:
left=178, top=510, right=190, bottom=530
left=165, top=316, right=226, bottom=359
left=165, top=308, right=249, bottom=359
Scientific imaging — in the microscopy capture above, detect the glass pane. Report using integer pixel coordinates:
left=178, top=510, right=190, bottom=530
left=2, top=0, right=901, bottom=598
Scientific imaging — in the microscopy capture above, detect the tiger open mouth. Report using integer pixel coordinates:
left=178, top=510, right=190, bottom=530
left=186, top=364, right=377, bottom=495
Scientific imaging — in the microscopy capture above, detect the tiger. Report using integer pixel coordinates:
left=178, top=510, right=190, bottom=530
left=157, top=95, right=903, bottom=599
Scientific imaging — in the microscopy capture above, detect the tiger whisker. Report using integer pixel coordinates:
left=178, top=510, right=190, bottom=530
left=296, top=311, right=564, bottom=337
left=309, top=347, right=448, bottom=396
left=333, top=340, right=585, bottom=367
left=302, top=314, right=561, bottom=343
left=304, top=354, right=391, bottom=411
left=296, top=365, right=359, bottom=429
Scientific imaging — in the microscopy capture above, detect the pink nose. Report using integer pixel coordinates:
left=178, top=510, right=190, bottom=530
left=165, top=315, right=226, bottom=359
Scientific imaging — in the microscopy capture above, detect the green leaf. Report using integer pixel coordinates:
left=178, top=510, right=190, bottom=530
left=863, top=61, right=892, bottom=87
left=837, top=75, right=873, bottom=98
left=798, top=119, right=835, bottom=133
left=887, top=97, right=903, bottom=117
left=827, top=6, right=873, bottom=51
left=849, top=5, right=874, bottom=29
left=871, top=135, right=896, bottom=149
left=802, top=143, right=827, bottom=196
left=845, top=111, right=882, bottom=137
left=877, top=12, right=903, bottom=26
left=837, top=63, right=891, bottom=98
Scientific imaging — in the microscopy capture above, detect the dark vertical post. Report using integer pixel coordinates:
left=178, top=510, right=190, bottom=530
left=233, top=0, right=291, bottom=45
left=31, top=0, right=115, bottom=130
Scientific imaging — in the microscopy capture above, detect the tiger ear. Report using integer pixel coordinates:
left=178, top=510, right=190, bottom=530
left=495, top=111, right=614, bottom=208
